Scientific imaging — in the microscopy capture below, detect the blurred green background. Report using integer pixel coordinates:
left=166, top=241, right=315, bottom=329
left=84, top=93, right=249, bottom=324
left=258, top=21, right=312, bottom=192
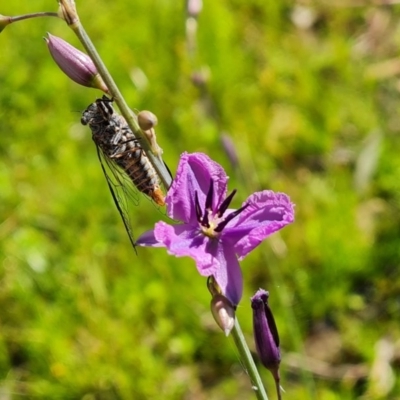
left=1, top=0, right=400, bottom=399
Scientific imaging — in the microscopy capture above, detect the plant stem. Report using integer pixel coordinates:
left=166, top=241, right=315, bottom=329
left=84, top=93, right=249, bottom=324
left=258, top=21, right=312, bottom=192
left=7, top=12, right=59, bottom=23
left=59, top=2, right=172, bottom=189
left=231, top=317, right=269, bottom=400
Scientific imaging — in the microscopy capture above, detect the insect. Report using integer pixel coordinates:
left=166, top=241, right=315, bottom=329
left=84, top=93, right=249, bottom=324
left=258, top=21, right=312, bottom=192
left=81, top=96, right=166, bottom=250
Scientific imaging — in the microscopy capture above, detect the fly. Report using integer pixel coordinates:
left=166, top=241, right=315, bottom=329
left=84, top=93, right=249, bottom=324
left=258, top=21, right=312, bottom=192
left=81, top=96, right=166, bottom=250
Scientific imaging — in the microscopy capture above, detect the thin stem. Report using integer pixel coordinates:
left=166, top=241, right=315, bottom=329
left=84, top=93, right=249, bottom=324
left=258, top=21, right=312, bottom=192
left=275, top=378, right=282, bottom=400
left=6, top=12, right=59, bottom=23
left=61, top=5, right=172, bottom=189
left=231, top=317, right=269, bottom=400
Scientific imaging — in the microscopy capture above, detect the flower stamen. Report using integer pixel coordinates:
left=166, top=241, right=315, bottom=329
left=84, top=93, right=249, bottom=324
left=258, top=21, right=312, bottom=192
left=215, top=203, right=249, bottom=232
left=194, top=191, right=203, bottom=223
left=217, top=189, right=237, bottom=217
left=205, top=179, right=214, bottom=211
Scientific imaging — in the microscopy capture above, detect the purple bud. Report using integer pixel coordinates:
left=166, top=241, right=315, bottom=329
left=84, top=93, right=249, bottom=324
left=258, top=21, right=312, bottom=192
left=251, top=289, right=281, bottom=383
left=45, top=33, right=108, bottom=92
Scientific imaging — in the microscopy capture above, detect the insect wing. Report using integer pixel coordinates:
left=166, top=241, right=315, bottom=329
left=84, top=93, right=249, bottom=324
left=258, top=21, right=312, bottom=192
left=82, top=96, right=168, bottom=252
left=96, top=145, right=141, bottom=253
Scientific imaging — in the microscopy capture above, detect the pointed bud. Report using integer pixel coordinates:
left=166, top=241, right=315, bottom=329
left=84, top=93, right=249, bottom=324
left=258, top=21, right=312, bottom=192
left=251, top=289, right=282, bottom=399
left=45, top=33, right=108, bottom=92
left=211, top=294, right=235, bottom=336
left=0, top=14, right=12, bottom=33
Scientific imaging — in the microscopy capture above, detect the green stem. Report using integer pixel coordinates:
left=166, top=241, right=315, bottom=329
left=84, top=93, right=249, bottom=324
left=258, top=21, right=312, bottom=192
left=231, top=317, right=269, bottom=400
left=7, top=12, right=59, bottom=23
left=61, top=4, right=172, bottom=189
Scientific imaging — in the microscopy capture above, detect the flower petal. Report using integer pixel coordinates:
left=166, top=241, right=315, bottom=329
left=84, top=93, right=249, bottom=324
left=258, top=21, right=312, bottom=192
left=225, top=191, right=294, bottom=259
left=213, top=245, right=243, bottom=306
left=166, top=153, right=228, bottom=223
left=153, top=221, right=219, bottom=276
left=136, top=229, right=164, bottom=247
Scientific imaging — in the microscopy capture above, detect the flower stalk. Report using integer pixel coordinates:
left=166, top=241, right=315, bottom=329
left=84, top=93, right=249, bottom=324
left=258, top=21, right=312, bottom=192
left=0, top=12, right=59, bottom=32
left=208, top=277, right=268, bottom=398
left=57, top=0, right=79, bottom=26
left=58, top=0, right=172, bottom=189
left=231, top=317, right=269, bottom=400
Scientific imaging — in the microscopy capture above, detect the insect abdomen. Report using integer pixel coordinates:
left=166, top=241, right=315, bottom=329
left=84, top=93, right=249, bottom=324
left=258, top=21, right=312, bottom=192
left=83, top=97, right=165, bottom=206
left=114, top=149, right=165, bottom=206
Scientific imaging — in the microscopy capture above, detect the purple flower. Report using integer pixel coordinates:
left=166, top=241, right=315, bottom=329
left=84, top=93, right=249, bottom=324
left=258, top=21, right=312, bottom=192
left=136, top=152, right=294, bottom=305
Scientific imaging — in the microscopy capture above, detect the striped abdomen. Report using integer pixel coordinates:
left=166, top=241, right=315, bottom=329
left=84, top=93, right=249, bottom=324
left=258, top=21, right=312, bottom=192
left=81, top=96, right=165, bottom=206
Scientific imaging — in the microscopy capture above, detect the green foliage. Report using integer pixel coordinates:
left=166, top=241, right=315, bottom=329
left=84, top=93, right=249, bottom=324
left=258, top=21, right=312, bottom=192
left=1, top=0, right=400, bottom=398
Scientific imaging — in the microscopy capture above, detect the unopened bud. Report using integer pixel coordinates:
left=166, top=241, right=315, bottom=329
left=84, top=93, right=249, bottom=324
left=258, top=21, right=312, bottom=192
left=138, top=110, right=158, bottom=131
left=211, top=294, right=235, bottom=336
left=251, top=289, right=282, bottom=399
left=45, top=33, right=108, bottom=92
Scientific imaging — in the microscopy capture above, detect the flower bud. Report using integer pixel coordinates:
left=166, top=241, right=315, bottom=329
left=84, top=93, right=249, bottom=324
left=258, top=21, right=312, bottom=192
left=45, top=33, right=108, bottom=92
left=251, top=289, right=282, bottom=398
left=211, top=294, right=235, bottom=336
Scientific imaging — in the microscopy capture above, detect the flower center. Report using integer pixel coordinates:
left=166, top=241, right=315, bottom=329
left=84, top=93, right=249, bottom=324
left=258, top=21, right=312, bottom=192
left=199, top=209, right=224, bottom=238
left=195, top=180, right=248, bottom=238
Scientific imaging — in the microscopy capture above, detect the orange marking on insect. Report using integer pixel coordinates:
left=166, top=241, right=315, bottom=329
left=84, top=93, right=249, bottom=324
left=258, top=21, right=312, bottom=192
left=151, top=187, right=166, bottom=206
